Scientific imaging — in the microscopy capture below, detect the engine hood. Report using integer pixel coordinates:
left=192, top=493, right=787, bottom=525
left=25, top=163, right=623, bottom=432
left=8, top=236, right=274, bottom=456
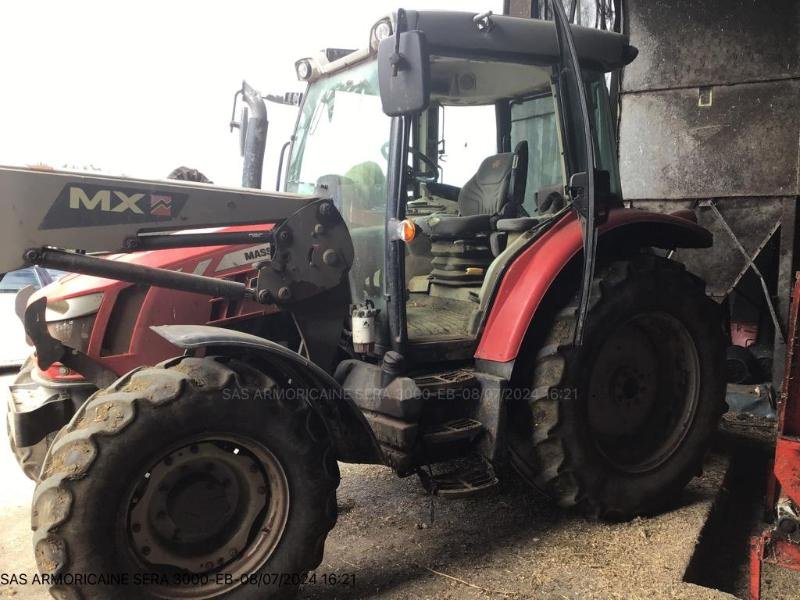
left=30, top=224, right=274, bottom=304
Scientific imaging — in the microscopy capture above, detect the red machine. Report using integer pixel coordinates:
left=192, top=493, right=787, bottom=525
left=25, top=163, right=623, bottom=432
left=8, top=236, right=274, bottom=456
left=6, top=225, right=280, bottom=480
left=749, top=273, right=800, bottom=599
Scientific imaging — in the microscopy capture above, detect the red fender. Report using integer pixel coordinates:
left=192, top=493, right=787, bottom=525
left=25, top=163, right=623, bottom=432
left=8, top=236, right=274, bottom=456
left=474, top=208, right=711, bottom=363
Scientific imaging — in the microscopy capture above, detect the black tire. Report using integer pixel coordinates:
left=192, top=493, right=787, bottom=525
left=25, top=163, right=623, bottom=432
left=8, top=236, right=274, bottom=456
left=32, top=356, right=339, bottom=599
left=6, top=416, right=53, bottom=481
left=508, top=255, right=726, bottom=520
left=6, top=357, right=53, bottom=482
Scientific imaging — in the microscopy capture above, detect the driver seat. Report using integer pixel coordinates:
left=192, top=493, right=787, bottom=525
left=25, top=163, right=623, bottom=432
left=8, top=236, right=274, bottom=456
left=422, top=142, right=528, bottom=286
left=422, top=141, right=528, bottom=239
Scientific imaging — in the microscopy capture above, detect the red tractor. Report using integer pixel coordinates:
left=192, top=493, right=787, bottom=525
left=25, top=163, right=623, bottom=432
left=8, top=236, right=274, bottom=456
left=7, top=228, right=286, bottom=479
left=1, top=5, right=726, bottom=599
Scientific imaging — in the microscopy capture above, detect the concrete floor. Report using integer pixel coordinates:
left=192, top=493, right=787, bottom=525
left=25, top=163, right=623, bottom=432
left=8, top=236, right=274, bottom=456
left=0, top=369, right=794, bottom=599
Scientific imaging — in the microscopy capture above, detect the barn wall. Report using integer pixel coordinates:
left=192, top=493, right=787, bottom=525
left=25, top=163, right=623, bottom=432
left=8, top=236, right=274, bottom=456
left=620, top=0, right=800, bottom=201
left=619, top=0, right=800, bottom=383
left=504, top=0, right=800, bottom=382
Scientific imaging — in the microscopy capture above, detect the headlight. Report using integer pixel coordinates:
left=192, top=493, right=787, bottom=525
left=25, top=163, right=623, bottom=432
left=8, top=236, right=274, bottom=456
left=370, top=18, right=393, bottom=51
left=45, top=292, right=104, bottom=322
left=47, top=313, right=97, bottom=354
left=295, top=59, right=313, bottom=81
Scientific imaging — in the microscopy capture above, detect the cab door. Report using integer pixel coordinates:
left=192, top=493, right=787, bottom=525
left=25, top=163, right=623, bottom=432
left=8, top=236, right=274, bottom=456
left=549, top=0, right=599, bottom=345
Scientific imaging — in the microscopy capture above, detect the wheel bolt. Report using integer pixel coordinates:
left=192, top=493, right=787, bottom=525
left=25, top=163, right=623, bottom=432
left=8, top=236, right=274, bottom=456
left=142, top=546, right=151, bottom=556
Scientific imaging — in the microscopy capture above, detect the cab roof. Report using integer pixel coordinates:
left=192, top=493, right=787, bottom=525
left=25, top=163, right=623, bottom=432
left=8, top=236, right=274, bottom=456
left=305, top=10, right=637, bottom=83
left=403, top=10, right=637, bottom=73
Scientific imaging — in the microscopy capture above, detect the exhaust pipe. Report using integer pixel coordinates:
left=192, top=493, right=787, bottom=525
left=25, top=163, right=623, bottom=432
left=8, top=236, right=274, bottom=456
left=231, top=81, right=268, bottom=189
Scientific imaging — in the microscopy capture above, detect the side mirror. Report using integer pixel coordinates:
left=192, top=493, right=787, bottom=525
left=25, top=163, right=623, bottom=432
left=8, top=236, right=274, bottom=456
left=377, top=30, right=430, bottom=117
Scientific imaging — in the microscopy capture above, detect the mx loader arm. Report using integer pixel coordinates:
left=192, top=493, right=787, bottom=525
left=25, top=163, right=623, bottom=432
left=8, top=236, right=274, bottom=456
left=0, top=165, right=355, bottom=370
left=0, top=165, right=353, bottom=302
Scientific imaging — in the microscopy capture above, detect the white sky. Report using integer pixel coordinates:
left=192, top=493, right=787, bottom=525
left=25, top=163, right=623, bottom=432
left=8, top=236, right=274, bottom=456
left=0, top=1, right=502, bottom=189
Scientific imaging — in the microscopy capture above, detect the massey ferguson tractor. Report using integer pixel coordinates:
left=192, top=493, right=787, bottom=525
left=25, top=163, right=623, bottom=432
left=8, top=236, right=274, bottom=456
left=1, top=5, right=725, bottom=599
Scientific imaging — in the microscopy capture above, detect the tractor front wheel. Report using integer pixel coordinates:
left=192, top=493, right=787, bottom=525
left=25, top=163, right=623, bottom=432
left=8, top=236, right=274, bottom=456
left=6, top=357, right=52, bottom=482
left=32, top=356, right=339, bottom=599
left=509, top=255, right=726, bottom=520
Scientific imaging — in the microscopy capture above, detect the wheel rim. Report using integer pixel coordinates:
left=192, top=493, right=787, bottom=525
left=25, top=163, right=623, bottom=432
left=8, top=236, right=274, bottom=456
left=126, top=434, right=289, bottom=598
left=587, top=311, right=701, bottom=474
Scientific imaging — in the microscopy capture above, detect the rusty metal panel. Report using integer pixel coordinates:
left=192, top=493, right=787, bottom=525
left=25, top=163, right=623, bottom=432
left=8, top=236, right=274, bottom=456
left=623, top=0, right=800, bottom=92
left=775, top=437, right=800, bottom=504
left=780, top=274, right=800, bottom=436
left=619, top=80, right=800, bottom=200
left=751, top=532, right=800, bottom=600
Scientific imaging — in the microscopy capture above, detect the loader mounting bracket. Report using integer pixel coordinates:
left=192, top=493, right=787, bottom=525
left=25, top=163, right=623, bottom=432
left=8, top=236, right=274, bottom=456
left=24, top=297, right=118, bottom=388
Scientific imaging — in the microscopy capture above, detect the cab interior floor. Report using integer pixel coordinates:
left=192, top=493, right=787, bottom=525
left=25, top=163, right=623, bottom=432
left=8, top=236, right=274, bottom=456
left=406, top=293, right=475, bottom=341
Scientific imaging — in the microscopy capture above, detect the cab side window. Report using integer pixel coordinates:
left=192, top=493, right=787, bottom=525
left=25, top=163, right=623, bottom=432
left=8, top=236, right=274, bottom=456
left=510, top=94, right=563, bottom=215
left=437, top=104, right=498, bottom=187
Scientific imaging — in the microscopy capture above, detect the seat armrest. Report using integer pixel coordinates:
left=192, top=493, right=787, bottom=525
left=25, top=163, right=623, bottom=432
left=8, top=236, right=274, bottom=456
left=419, top=214, right=492, bottom=238
left=496, top=217, right=539, bottom=233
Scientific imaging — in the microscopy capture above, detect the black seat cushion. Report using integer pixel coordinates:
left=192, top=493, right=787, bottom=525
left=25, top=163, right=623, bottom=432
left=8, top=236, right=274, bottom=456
left=419, top=153, right=513, bottom=239
left=458, top=153, right=514, bottom=217
left=418, top=142, right=528, bottom=241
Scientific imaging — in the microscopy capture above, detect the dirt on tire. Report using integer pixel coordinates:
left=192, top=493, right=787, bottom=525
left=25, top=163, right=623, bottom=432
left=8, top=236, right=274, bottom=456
left=508, top=255, right=726, bottom=519
left=31, top=356, right=339, bottom=599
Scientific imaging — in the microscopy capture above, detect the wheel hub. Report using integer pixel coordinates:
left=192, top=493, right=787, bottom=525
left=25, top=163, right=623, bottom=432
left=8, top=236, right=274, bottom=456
left=587, top=311, right=701, bottom=473
left=130, top=441, right=270, bottom=574
left=589, top=326, right=658, bottom=437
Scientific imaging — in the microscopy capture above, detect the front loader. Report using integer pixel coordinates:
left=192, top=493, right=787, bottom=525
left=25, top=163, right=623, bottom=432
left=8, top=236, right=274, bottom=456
left=2, top=5, right=726, bottom=599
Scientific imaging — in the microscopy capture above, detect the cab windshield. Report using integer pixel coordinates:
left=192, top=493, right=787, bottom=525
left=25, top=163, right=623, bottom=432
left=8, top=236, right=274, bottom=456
left=286, top=59, right=390, bottom=335
left=286, top=59, right=389, bottom=220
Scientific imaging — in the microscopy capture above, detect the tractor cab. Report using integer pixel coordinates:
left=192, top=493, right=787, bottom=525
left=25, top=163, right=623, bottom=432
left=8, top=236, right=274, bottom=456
left=285, top=10, right=631, bottom=365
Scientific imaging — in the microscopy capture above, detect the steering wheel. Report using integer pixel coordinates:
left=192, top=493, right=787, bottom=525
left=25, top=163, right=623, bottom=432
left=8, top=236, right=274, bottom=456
left=380, top=142, right=439, bottom=183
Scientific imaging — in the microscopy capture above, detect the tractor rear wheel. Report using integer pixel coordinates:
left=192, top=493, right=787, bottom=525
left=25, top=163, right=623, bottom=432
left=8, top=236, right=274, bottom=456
left=509, top=255, right=726, bottom=520
left=32, top=356, right=339, bottom=599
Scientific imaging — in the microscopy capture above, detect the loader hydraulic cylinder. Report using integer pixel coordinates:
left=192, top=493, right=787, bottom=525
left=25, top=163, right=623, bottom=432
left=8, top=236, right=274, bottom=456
left=25, top=248, right=253, bottom=300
